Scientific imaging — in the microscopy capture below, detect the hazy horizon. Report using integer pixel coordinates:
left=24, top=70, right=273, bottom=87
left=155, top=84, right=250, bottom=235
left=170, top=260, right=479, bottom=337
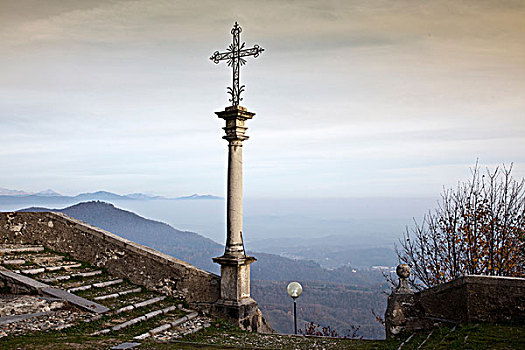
left=1, top=1, right=524, bottom=199
left=0, top=195, right=436, bottom=255
left=1, top=185, right=440, bottom=200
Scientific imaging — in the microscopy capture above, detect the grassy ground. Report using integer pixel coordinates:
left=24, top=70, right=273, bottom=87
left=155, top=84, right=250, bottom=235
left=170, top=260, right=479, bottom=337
left=2, top=321, right=523, bottom=350
left=398, top=322, right=525, bottom=350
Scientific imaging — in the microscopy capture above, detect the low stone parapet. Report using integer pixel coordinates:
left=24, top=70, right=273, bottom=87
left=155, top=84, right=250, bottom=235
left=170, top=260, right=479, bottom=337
left=0, top=212, right=220, bottom=310
left=385, top=265, right=525, bottom=337
left=419, top=275, right=525, bottom=323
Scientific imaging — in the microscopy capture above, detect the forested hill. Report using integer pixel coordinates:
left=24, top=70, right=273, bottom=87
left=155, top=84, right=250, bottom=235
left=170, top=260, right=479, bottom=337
left=20, top=201, right=223, bottom=273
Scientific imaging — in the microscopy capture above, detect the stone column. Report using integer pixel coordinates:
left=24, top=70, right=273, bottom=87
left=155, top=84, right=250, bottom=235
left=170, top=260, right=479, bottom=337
left=212, top=105, right=267, bottom=332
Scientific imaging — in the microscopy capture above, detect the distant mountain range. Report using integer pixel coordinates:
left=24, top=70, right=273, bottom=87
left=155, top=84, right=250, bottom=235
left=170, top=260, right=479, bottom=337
left=0, top=187, right=221, bottom=201
left=0, top=188, right=61, bottom=197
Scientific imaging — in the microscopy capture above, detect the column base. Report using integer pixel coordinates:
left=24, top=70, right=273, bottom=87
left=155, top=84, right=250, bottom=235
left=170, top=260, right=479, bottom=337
left=212, top=254, right=272, bottom=333
left=212, top=298, right=273, bottom=333
left=213, top=297, right=258, bottom=322
left=212, top=255, right=256, bottom=302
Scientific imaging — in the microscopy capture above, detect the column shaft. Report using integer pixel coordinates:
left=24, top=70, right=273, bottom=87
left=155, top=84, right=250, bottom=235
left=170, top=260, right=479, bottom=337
left=226, top=140, right=244, bottom=257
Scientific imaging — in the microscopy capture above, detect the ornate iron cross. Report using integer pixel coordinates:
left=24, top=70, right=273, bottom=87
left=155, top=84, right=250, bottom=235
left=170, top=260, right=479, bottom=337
left=210, top=22, right=264, bottom=106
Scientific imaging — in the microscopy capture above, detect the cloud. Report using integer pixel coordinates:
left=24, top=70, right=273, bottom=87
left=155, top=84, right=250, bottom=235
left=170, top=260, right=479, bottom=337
left=0, top=0, right=524, bottom=197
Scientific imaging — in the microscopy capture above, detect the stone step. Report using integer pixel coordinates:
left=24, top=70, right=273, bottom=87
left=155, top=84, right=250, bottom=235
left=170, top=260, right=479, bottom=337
left=68, top=284, right=92, bottom=293
left=99, top=291, right=162, bottom=310
left=113, top=296, right=166, bottom=314
left=40, top=270, right=103, bottom=283
left=4, top=254, right=64, bottom=266
left=1, top=259, right=26, bottom=265
left=397, top=333, right=415, bottom=350
left=132, top=296, right=167, bottom=309
left=31, top=255, right=64, bottom=264
left=74, top=270, right=103, bottom=278
left=87, top=280, right=136, bottom=296
left=93, top=287, right=142, bottom=301
left=110, top=343, right=141, bottom=350
left=57, top=272, right=115, bottom=290
left=133, top=311, right=198, bottom=340
left=94, top=305, right=177, bottom=334
left=182, top=324, right=204, bottom=337
left=0, top=245, right=44, bottom=254
left=416, top=329, right=434, bottom=349
left=113, top=305, right=177, bottom=331
left=44, top=263, right=82, bottom=272
left=21, top=263, right=80, bottom=275
left=93, top=279, right=124, bottom=289
left=40, top=275, right=72, bottom=282
left=21, top=267, right=46, bottom=275
left=67, top=279, right=124, bottom=293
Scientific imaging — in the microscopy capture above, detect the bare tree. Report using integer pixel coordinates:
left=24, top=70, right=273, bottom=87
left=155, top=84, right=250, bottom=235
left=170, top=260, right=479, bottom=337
left=397, top=163, right=525, bottom=290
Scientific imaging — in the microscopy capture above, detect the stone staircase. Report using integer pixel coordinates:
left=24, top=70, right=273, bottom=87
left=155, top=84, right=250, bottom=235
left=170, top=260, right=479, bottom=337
left=0, top=244, right=211, bottom=347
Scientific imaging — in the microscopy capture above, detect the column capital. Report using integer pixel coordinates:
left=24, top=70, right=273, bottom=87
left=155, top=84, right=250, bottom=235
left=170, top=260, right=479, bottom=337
left=216, top=105, right=256, bottom=142
left=215, top=105, right=256, bottom=120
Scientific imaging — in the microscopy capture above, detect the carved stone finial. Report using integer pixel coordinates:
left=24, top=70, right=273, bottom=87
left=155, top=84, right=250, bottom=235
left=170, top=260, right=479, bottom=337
left=395, top=264, right=413, bottom=294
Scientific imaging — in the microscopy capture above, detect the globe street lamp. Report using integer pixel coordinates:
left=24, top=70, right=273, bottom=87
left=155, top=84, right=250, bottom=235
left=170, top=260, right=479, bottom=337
left=286, top=281, right=303, bottom=335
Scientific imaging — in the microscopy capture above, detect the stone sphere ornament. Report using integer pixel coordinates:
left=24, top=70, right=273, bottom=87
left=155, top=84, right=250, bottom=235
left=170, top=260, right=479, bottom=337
left=396, top=264, right=411, bottom=279
left=287, top=282, right=303, bottom=299
left=395, top=264, right=413, bottom=294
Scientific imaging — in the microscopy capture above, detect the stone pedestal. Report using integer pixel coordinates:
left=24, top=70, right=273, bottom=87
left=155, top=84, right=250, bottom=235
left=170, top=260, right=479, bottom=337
left=212, top=105, right=271, bottom=333
left=212, top=256, right=262, bottom=330
left=213, top=256, right=256, bottom=301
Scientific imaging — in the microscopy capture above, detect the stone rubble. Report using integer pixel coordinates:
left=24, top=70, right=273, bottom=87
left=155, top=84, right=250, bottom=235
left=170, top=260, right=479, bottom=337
left=0, top=308, right=90, bottom=338
left=0, top=295, right=64, bottom=316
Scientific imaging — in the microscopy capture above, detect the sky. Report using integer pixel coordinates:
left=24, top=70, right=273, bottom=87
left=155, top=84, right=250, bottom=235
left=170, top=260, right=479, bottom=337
left=1, top=0, right=524, bottom=198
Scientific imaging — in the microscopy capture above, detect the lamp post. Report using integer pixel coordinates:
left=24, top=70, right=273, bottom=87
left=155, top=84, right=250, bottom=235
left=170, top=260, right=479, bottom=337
left=286, top=281, right=303, bottom=335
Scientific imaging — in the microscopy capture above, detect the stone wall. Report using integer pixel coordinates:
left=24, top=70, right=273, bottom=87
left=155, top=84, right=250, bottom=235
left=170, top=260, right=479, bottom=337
left=419, top=275, right=525, bottom=323
left=0, top=212, right=220, bottom=310
left=385, top=269, right=525, bottom=337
